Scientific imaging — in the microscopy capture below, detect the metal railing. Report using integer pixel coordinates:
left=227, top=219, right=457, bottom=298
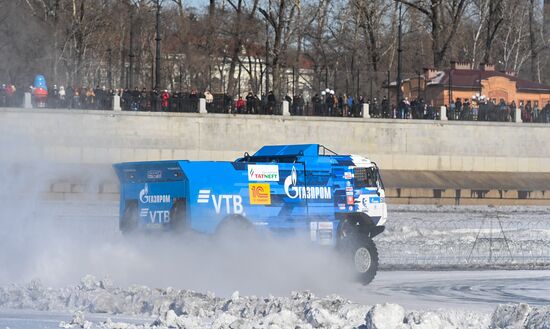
left=4, top=88, right=550, bottom=123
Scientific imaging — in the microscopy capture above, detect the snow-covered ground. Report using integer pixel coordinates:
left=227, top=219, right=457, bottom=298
left=1, top=274, right=550, bottom=328
left=0, top=201, right=549, bottom=327
left=381, top=205, right=550, bottom=269
left=1, top=172, right=550, bottom=328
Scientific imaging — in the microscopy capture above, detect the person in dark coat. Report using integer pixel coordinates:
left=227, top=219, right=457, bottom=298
left=542, top=101, right=550, bottom=123
left=246, top=92, right=255, bottom=114
left=267, top=91, right=276, bottom=115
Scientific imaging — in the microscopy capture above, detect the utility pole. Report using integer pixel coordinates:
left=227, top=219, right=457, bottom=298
left=107, top=48, right=112, bottom=90
left=449, top=65, right=453, bottom=106
left=396, top=2, right=403, bottom=107
left=154, top=0, right=162, bottom=91
left=356, top=69, right=360, bottom=97
left=128, top=4, right=135, bottom=89
left=265, top=21, right=269, bottom=97
left=387, top=70, right=390, bottom=103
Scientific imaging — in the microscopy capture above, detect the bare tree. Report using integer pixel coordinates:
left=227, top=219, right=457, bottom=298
left=395, top=0, right=468, bottom=68
left=496, top=0, right=530, bottom=74
left=529, top=0, right=540, bottom=81
left=259, top=0, right=296, bottom=97
left=353, top=0, right=393, bottom=95
left=225, top=0, right=259, bottom=96
left=302, top=0, right=331, bottom=91
left=482, top=0, right=505, bottom=64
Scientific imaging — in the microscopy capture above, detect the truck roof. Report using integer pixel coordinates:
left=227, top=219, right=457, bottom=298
left=253, top=144, right=337, bottom=157
left=114, top=144, right=374, bottom=173
left=242, top=144, right=374, bottom=168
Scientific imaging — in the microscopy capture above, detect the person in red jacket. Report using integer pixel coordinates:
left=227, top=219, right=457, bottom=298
left=161, top=90, right=170, bottom=111
left=235, top=96, right=245, bottom=114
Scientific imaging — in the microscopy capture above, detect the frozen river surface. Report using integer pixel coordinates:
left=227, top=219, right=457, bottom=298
left=0, top=200, right=549, bottom=328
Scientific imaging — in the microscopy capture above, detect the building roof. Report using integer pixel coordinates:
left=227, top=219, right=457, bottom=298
left=433, top=69, right=550, bottom=92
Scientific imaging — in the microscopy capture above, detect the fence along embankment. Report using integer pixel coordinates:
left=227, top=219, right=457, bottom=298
left=1, top=107, right=549, bottom=204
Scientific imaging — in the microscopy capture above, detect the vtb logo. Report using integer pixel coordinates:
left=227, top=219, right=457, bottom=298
left=197, top=189, right=244, bottom=214
left=249, top=183, right=271, bottom=205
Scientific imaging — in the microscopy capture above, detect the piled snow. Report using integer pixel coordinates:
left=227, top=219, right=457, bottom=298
left=366, top=303, right=405, bottom=329
left=59, top=311, right=92, bottom=329
left=1, top=276, right=550, bottom=328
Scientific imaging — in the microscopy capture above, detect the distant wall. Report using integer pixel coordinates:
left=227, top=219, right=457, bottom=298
left=1, top=107, right=550, bottom=173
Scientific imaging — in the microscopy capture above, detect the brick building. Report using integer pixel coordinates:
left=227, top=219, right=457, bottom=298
left=391, top=62, right=550, bottom=108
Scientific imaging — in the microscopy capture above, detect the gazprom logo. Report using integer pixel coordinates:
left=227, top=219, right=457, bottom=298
left=139, top=183, right=171, bottom=204
left=284, top=167, right=299, bottom=198
left=284, top=166, right=332, bottom=200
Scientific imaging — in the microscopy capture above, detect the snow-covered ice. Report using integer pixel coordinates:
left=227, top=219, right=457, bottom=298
left=1, top=275, right=550, bottom=328
left=1, top=161, right=550, bottom=328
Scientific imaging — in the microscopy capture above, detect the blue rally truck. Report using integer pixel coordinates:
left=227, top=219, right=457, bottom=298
left=113, top=144, right=387, bottom=284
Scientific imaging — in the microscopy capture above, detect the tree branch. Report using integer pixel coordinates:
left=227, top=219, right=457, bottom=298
left=393, top=0, right=431, bottom=17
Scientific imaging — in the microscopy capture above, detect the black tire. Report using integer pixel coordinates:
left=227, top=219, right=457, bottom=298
left=170, top=201, right=187, bottom=233
left=341, top=234, right=379, bottom=285
left=120, top=202, right=138, bottom=234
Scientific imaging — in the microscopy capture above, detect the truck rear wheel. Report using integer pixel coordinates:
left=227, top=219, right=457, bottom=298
left=342, top=234, right=379, bottom=285
left=216, top=215, right=254, bottom=237
left=170, top=201, right=187, bottom=233
left=120, top=202, right=138, bottom=234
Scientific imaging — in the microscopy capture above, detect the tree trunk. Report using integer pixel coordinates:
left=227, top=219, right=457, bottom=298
left=529, top=0, right=539, bottom=81
left=397, top=0, right=467, bottom=68
left=207, top=0, right=216, bottom=90
left=226, top=0, right=243, bottom=97
left=483, top=0, right=504, bottom=65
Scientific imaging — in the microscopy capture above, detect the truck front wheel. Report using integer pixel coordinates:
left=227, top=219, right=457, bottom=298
left=342, top=234, right=379, bottom=285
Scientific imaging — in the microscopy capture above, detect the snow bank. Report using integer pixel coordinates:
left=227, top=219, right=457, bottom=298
left=0, top=276, right=374, bottom=328
left=2, top=276, right=548, bottom=329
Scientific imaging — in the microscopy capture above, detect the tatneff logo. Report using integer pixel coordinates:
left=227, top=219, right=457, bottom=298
left=247, top=165, right=279, bottom=181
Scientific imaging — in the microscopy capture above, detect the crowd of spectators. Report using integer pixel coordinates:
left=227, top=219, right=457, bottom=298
left=0, top=83, right=22, bottom=107
left=0, top=83, right=114, bottom=109
left=120, top=88, right=198, bottom=112
left=42, top=85, right=113, bottom=110
left=2, top=81, right=550, bottom=123
left=448, top=97, right=550, bottom=123
left=117, top=89, right=283, bottom=114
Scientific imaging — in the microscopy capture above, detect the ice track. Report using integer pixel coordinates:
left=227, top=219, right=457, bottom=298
left=1, top=200, right=550, bottom=327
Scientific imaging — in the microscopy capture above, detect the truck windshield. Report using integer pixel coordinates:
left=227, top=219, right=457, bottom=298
left=354, top=167, right=380, bottom=188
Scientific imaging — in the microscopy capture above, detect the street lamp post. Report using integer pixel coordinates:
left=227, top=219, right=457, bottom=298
left=387, top=70, right=390, bottom=103
left=449, top=65, right=453, bottom=107
left=396, top=2, right=403, bottom=108
left=154, top=0, right=162, bottom=92
left=107, top=48, right=112, bottom=90
left=356, top=69, right=360, bottom=97
left=128, top=3, right=135, bottom=90
left=265, top=20, right=269, bottom=97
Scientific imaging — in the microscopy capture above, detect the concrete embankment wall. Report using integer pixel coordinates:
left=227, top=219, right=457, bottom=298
left=1, top=107, right=549, bottom=205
